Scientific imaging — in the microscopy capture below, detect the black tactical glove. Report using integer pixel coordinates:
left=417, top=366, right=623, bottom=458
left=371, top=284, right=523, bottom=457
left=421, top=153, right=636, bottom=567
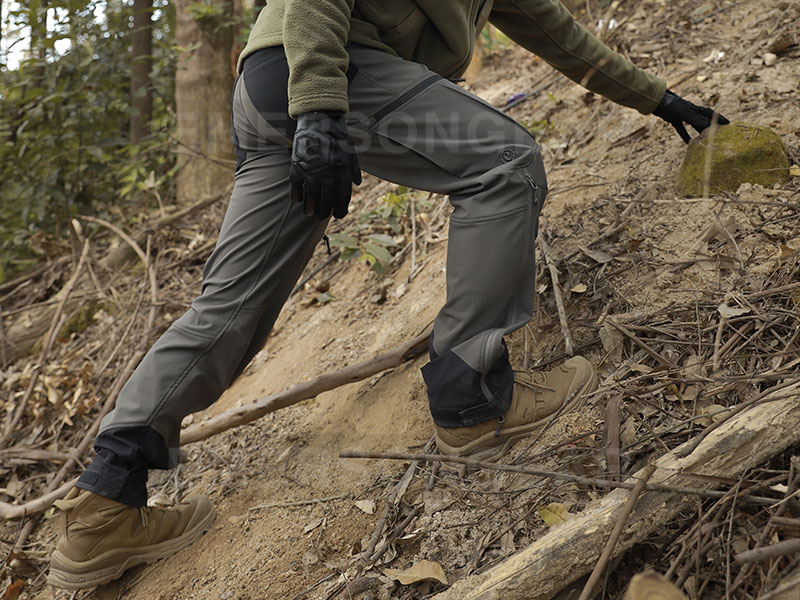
left=653, top=90, right=730, bottom=144
left=289, top=111, right=361, bottom=220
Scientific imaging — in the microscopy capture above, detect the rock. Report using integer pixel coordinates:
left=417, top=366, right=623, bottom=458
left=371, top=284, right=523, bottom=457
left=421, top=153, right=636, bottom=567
left=763, top=52, right=778, bottom=66
left=677, top=123, right=790, bottom=197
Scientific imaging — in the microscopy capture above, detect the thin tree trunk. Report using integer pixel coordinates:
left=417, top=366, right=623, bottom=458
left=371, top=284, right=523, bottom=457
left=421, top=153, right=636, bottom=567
left=175, top=0, right=234, bottom=205
left=28, top=0, right=47, bottom=86
left=130, top=0, right=152, bottom=143
left=1, top=0, right=4, bottom=69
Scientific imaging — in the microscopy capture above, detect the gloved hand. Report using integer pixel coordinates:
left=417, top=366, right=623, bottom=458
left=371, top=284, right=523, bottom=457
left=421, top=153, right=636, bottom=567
left=289, top=111, right=362, bottom=220
left=653, top=90, right=730, bottom=144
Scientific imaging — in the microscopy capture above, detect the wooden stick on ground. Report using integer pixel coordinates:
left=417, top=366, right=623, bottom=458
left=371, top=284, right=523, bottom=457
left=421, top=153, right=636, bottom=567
left=578, top=464, right=655, bottom=600
left=180, top=329, right=431, bottom=445
left=538, top=235, right=574, bottom=355
left=734, top=539, right=800, bottom=564
left=338, top=451, right=777, bottom=505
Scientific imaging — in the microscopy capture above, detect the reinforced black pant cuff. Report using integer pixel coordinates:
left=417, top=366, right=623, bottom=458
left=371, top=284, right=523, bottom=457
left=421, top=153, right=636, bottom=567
left=422, top=342, right=514, bottom=428
left=76, top=449, right=148, bottom=507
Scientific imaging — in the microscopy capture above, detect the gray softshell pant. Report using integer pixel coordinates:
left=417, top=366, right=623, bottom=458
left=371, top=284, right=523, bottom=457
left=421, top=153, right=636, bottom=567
left=77, top=44, right=547, bottom=506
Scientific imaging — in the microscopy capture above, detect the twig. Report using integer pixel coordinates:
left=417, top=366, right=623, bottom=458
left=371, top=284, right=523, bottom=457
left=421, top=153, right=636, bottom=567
left=735, top=538, right=800, bottom=564
left=410, top=193, right=417, bottom=280
left=338, top=451, right=778, bottom=505
left=0, top=302, right=6, bottom=369
left=360, top=437, right=432, bottom=562
left=605, top=396, right=622, bottom=483
left=0, top=351, right=143, bottom=520
left=538, top=235, right=574, bottom=355
left=79, top=215, right=147, bottom=264
left=732, top=462, right=800, bottom=591
left=366, top=505, right=421, bottom=566
left=3, top=240, right=90, bottom=440
left=771, top=517, right=800, bottom=529
left=289, top=573, right=337, bottom=600
left=758, top=577, right=800, bottom=600
left=144, top=235, right=159, bottom=333
left=578, top=464, right=655, bottom=600
left=607, top=318, right=671, bottom=368
left=290, top=251, right=341, bottom=296
left=180, top=329, right=431, bottom=445
left=249, top=494, right=351, bottom=511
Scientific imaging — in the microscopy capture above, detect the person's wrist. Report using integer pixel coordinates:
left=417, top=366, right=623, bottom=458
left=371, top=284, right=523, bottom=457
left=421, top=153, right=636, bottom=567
left=653, top=90, right=677, bottom=119
left=297, top=110, right=345, bottom=126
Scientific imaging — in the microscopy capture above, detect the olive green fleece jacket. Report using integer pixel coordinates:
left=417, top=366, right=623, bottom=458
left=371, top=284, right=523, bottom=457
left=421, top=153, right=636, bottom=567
left=238, top=0, right=666, bottom=119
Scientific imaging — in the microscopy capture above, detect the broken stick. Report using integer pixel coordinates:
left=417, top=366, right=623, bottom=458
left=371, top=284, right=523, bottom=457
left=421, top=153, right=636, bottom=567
left=578, top=464, right=655, bottom=600
left=180, top=329, right=431, bottom=445
left=538, top=235, right=574, bottom=355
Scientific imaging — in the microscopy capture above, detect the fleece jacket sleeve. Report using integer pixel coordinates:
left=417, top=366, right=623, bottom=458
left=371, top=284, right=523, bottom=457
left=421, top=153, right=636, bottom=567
left=490, top=0, right=666, bottom=114
left=283, top=0, right=354, bottom=117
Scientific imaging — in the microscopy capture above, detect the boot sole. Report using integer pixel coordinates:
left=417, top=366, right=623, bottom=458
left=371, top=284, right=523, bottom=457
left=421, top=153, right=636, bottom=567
left=436, top=368, right=598, bottom=463
left=47, top=505, right=216, bottom=590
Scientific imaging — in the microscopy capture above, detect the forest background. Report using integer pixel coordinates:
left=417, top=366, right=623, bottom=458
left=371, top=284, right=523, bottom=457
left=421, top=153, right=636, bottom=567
left=0, top=0, right=263, bottom=282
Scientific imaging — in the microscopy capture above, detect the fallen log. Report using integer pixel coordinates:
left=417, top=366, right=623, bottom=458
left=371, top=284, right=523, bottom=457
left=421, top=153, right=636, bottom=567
left=432, top=383, right=800, bottom=600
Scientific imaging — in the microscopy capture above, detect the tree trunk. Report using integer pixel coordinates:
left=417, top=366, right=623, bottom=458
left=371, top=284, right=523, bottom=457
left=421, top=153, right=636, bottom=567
left=174, top=0, right=234, bottom=205
left=28, top=0, right=47, bottom=87
left=433, top=387, right=800, bottom=600
left=130, top=0, right=152, bottom=144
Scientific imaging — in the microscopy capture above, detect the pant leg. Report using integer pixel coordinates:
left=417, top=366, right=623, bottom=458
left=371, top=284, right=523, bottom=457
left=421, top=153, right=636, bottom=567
left=78, top=45, right=546, bottom=505
left=77, top=58, right=327, bottom=505
left=345, top=45, right=547, bottom=428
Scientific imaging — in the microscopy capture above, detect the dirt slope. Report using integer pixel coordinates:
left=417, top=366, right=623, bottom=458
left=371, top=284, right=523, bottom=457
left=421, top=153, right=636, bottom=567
left=28, top=0, right=800, bottom=598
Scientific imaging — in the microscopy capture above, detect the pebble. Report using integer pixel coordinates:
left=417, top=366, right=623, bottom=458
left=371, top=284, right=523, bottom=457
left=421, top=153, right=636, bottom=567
left=764, top=52, right=778, bottom=66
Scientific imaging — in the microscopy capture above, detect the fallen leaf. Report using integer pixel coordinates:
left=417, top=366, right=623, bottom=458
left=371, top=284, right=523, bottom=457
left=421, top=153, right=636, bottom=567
left=779, top=244, right=796, bottom=258
left=717, top=303, right=750, bottom=319
left=697, top=404, right=731, bottom=427
left=304, top=517, right=324, bottom=534
left=423, top=488, right=456, bottom=516
left=569, top=283, right=588, bottom=293
left=600, top=323, right=624, bottom=365
left=384, top=560, right=448, bottom=585
left=790, top=165, right=800, bottom=177
left=4, top=580, right=25, bottom=600
left=625, top=238, right=643, bottom=252
left=580, top=246, right=614, bottom=264
left=537, top=502, right=568, bottom=527
left=354, top=499, right=376, bottom=514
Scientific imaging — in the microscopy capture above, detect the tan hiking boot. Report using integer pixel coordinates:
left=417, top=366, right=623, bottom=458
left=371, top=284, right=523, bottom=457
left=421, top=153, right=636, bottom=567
left=435, top=356, right=597, bottom=461
left=47, top=488, right=216, bottom=590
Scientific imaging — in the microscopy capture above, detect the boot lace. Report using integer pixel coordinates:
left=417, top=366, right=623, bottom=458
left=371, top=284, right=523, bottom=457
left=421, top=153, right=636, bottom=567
left=515, top=371, right=554, bottom=393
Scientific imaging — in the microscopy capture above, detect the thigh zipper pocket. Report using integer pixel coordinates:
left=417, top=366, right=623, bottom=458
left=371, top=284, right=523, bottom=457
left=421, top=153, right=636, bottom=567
left=372, top=74, right=441, bottom=122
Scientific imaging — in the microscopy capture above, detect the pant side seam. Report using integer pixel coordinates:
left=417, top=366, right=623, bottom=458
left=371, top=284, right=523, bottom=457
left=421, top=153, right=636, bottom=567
left=144, top=194, right=297, bottom=432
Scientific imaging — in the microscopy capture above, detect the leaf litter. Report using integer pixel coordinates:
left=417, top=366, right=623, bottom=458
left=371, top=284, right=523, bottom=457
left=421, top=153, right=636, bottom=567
left=3, top=0, right=800, bottom=599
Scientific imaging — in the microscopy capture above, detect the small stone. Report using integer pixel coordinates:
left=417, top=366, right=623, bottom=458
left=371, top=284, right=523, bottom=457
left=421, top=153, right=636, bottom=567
left=677, top=123, right=790, bottom=197
left=763, top=52, right=778, bottom=66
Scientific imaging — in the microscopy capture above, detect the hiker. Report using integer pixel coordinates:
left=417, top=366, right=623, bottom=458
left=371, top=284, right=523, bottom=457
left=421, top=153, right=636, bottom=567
left=48, top=0, right=727, bottom=590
